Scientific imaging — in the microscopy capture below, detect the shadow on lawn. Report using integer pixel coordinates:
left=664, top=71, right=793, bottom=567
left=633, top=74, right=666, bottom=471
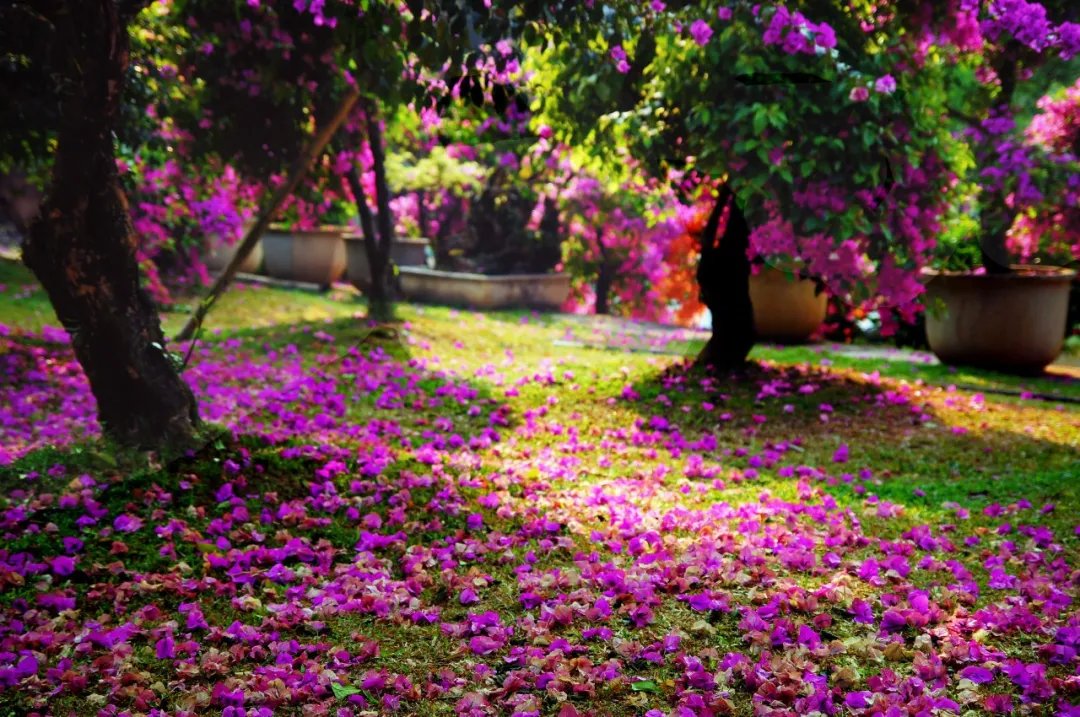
left=187, top=315, right=521, bottom=452
left=0, top=310, right=523, bottom=593
left=627, top=357, right=1079, bottom=516
left=1, top=313, right=519, bottom=482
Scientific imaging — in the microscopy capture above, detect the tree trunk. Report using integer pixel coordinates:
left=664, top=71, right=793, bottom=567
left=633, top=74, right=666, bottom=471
left=344, top=165, right=391, bottom=321
left=435, top=196, right=464, bottom=268
left=350, top=98, right=395, bottom=322
left=982, top=51, right=1021, bottom=275
left=417, top=190, right=428, bottom=238
left=980, top=190, right=1016, bottom=275
left=22, top=0, right=198, bottom=449
left=595, top=231, right=612, bottom=315
left=695, top=184, right=756, bottom=370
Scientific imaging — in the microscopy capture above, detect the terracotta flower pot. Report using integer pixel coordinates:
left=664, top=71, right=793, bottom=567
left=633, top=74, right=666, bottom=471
left=262, top=225, right=347, bottom=286
left=749, top=267, right=828, bottom=342
left=204, top=229, right=263, bottom=274
left=922, top=265, right=1075, bottom=373
left=398, top=267, right=570, bottom=311
left=344, top=235, right=431, bottom=289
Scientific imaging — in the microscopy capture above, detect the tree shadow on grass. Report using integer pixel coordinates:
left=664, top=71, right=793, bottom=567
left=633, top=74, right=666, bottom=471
left=2, top=314, right=518, bottom=481
left=625, top=357, right=1078, bottom=525
left=0, top=310, right=523, bottom=614
left=755, top=341, right=1080, bottom=403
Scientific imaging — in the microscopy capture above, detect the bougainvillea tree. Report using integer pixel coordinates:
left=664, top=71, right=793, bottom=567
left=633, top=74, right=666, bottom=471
left=169, top=0, right=529, bottom=323
left=0, top=0, right=518, bottom=447
left=523, top=0, right=969, bottom=367
left=915, top=0, right=1080, bottom=273
left=552, top=159, right=681, bottom=320
left=1015, top=76, right=1080, bottom=263
left=0, top=1, right=202, bottom=448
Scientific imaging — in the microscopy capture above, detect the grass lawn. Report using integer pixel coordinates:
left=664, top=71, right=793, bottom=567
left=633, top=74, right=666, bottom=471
left=0, top=258, right=1078, bottom=716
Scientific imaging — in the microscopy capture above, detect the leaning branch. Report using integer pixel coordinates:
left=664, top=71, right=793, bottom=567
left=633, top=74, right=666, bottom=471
left=172, top=87, right=362, bottom=344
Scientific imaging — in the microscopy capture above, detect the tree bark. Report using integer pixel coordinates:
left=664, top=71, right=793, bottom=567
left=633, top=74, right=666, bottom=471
left=434, top=195, right=464, bottom=268
left=22, top=0, right=198, bottom=449
left=695, top=184, right=756, bottom=370
left=594, top=231, right=612, bottom=315
left=344, top=164, right=391, bottom=320
left=173, top=86, right=361, bottom=342
left=982, top=50, right=1022, bottom=275
left=359, top=99, right=395, bottom=322
left=417, top=190, right=428, bottom=238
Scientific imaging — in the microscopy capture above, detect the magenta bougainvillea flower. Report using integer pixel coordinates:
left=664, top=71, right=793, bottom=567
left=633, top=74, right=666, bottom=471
left=0, top=310, right=1076, bottom=715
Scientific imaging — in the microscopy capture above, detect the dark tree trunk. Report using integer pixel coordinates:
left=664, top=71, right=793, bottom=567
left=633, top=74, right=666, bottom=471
left=982, top=51, right=1021, bottom=275
left=344, top=165, right=391, bottom=321
left=417, top=190, right=428, bottom=238
left=434, top=196, right=463, bottom=268
left=22, top=0, right=198, bottom=450
left=344, top=98, right=395, bottom=322
left=980, top=191, right=1015, bottom=275
left=696, top=184, right=756, bottom=370
left=594, top=231, right=612, bottom=315
left=537, top=194, right=564, bottom=273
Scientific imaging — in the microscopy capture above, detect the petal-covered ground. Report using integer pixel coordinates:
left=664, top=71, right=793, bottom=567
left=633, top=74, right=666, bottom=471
left=1, top=275, right=1079, bottom=717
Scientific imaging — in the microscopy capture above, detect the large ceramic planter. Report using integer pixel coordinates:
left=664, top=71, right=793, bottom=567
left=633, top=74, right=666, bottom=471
left=344, top=235, right=431, bottom=288
left=749, top=267, right=828, bottom=342
left=204, top=229, right=263, bottom=274
left=922, top=265, right=1075, bottom=373
left=398, top=267, right=570, bottom=311
left=262, top=225, right=347, bottom=286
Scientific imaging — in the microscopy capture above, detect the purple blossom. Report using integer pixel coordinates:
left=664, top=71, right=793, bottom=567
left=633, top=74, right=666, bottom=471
left=874, top=75, right=897, bottom=94
left=960, top=665, right=995, bottom=684
left=113, top=514, right=143, bottom=532
left=690, top=19, right=714, bottom=46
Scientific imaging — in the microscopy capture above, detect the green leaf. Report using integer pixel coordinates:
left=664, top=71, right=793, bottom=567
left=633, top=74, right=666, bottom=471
left=752, top=107, right=768, bottom=136
left=332, top=683, right=363, bottom=701
left=631, top=680, right=659, bottom=693
left=734, top=138, right=758, bottom=154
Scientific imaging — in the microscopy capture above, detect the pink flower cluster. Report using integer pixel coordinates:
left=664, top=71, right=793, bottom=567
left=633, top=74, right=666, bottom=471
left=122, top=151, right=260, bottom=305
left=761, top=5, right=837, bottom=55
left=973, top=0, right=1080, bottom=60
left=1, top=315, right=1077, bottom=715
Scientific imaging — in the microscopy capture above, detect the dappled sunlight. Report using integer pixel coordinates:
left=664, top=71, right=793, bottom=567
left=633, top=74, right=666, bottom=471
left=2, top=307, right=1077, bottom=715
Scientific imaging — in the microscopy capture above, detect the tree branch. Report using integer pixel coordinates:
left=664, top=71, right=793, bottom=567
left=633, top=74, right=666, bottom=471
left=946, top=107, right=981, bottom=127
left=173, top=86, right=362, bottom=343
left=116, top=0, right=153, bottom=23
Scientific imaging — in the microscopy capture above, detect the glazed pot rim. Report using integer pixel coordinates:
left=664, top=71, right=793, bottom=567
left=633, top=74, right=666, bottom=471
left=267, top=223, right=350, bottom=234
left=751, top=266, right=821, bottom=281
left=343, top=234, right=431, bottom=243
left=399, top=266, right=568, bottom=281
left=921, top=265, right=1077, bottom=281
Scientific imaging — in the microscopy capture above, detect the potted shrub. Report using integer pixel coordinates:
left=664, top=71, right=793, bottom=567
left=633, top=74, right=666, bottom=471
left=397, top=144, right=572, bottom=311
left=205, top=222, right=263, bottom=274
left=262, top=199, right=350, bottom=287
left=344, top=233, right=432, bottom=288
left=920, top=25, right=1080, bottom=373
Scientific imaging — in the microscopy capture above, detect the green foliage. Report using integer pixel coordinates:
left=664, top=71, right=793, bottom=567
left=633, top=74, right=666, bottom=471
left=525, top=1, right=962, bottom=239
left=386, top=146, right=487, bottom=197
